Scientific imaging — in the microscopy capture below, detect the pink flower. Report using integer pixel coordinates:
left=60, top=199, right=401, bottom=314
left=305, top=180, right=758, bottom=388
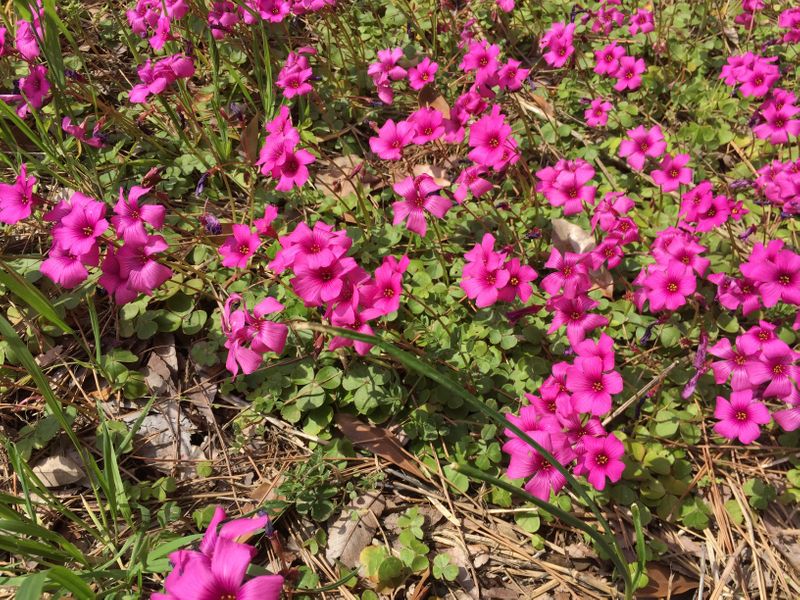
left=453, top=165, right=492, bottom=203
left=15, top=20, right=40, bottom=61
left=112, top=186, right=165, bottom=243
left=276, top=51, right=313, bottom=98
left=540, top=22, right=575, bottom=68
left=613, top=56, right=646, bottom=92
left=651, top=154, right=693, bottom=193
left=199, top=506, right=271, bottom=557
left=576, top=433, right=625, bottom=490
left=642, top=261, right=696, bottom=311
left=459, top=40, right=500, bottom=84
left=567, top=357, right=623, bottom=415
left=503, top=429, right=574, bottom=500
left=117, top=235, right=173, bottom=294
left=0, top=164, right=36, bottom=224
left=628, top=9, right=654, bottom=35
left=408, top=107, right=445, bottom=144
left=270, top=221, right=352, bottom=273
left=497, top=258, right=537, bottom=303
left=753, top=102, right=800, bottom=145
left=18, top=64, right=50, bottom=117
left=208, top=1, right=241, bottom=39
left=129, top=54, right=194, bottom=103
left=709, top=337, right=758, bottom=390
left=594, top=43, right=626, bottom=76
left=497, top=59, right=528, bottom=91
left=273, top=147, right=315, bottom=191
left=468, top=104, right=513, bottom=169
left=461, top=234, right=510, bottom=307
left=547, top=294, right=609, bottom=346
left=41, top=245, right=98, bottom=289
left=157, top=537, right=282, bottom=600
left=368, top=48, right=407, bottom=82
left=575, top=333, right=615, bottom=371
left=254, top=205, right=279, bottom=238
left=741, top=247, right=800, bottom=307
left=391, top=175, right=452, bottom=237
left=408, top=57, right=438, bottom=90
left=541, top=249, right=590, bottom=298
left=547, top=170, right=597, bottom=215
left=291, top=255, right=359, bottom=307
left=369, top=119, right=414, bottom=160
left=747, top=340, right=799, bottom=399
left=248, top=298, right=288, bottom=355
left=584, top=98, right=613, bottom=127
left=99, top=250, right=139, bottom=305
left=618, top=125, right=666, bottom=171
left=52, top=198, right=108, bottom=255
left=62, top=117, right=106, bottom=148
left=362, top=255, right=409, bottom=318
left=713, top=390, right=771, bottom=444
left=219, top=224, right=261, bottom=269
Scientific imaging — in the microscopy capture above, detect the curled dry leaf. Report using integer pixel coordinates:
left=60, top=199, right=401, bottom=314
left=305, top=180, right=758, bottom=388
left=143, top=334, right=178, bottom=396
left=315, top=154, right=368, bottom=201
left=325, top=490, right=386, bottom=568
left=551, top=218, right=613, bottom=298
left=32, top=451, right=84, bottom=488
left=334, top=413, right=426, bottom=480
left=637, top=562, right=699, bottom=599
left=418, top=84, right=451, bottom=119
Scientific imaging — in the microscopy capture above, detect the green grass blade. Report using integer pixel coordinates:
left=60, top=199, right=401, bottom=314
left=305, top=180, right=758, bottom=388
left=0, top=262, right=73, bottom=333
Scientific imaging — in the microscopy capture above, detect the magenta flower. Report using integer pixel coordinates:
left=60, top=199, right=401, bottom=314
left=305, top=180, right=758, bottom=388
left=0, top=164, right=36, bottom=224
left=459, top=40, right=500, bottom=84
left=547, top=294, right=609, bottom=346
left=99, top=250, right=139, bottom=305
left=747, top=340, right=799, bottom=399
left=199, top=506, right=271, bottom=557
left=291, top=255, right=358, bottom=307
left=497, top=258, right=537, bottom=303
left=541, top=249, right=590, bottom=298
left=547, top=170, right=597, bottom=215
left=62, top=117, right=106, bottom=148
left=276, top=51, right=313, bottom=98
left=468, top=104, right=513, bottom=169
left=270, top=221, right=352, bottom=273
left=369, top=119, right=414, bottom=160
left=453, top=165, right=492, bottom=203
left=391, top=174, right=452, bottom=237
left=368, top=48, right=407, bottom=82
left=158, top=538, right=282, bottom=600
left=53, top=199, right=108, bottom=256
left=651, top=153, right=693, bottom=192
left=112, top=186, right=165, bottom=243
left=273, top=147, right=315, bottom=191
left=585, top=98, right=613, bottom=127
left=502, top=429, right=574, bottom=500
left=709, top=337, right=757, bottom=390
left=15, top=20, right=40, bottom=61
left=18, top=64, right=50, bottom=117
left=618, top=125, right=666, bottom=171
left=248, top=298, right=288, bottom=355
left=628, top=9, right=654, bottom=35
left=117, top=235, right=173, bottom=294
left=208, top=1, right=241, bottom=39
left=594, top=43, right=626, bottom=76
left=219, top=224, right=261, bottom=269
left=254, top=205, right=279, bottom=238
left=129, top=54, right=194, bottom=103
left=737, top=320, right=778, bottom=356
left=642, top=261, right=696, bottom=311
left=497, top=59, right=528, bottom=91
left=408, top=57, right=438, bottom=90
left=408, top=107, right=445, bottom=145
left=362, top=255, right=409, bottom=318
left=613, top=56, right=646, bottom=91
left=713, top=390, right=771, bottom=444
left=575, top=333, right=615, bottom=371
left=566, top=357, right=623, bottom=415
left=540, top=22, right=575, bottom=68
left=461, top=254, right=510, bottom=309
left=41, top=245, right=98, bottom=289
left=576, top=434, right=625, bottom=490
left=753, top=102, right=800, bottom=145
left=741, top=247, right=800, bottom=307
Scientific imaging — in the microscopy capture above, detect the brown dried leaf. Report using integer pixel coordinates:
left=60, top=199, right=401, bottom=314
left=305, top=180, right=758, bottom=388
left=240, top=113, right=261, bottom=165
left=315, top=155, right=367, bottom=200
left=143, top=334, right=178, bottom=396
left=32, top=451, right=84, bottom=488
left=418, top=84, right=451, bottom=119
left=334, top=414, right=426, bottom=480
left=326, top=490, right=386, bottom=568
left=551, top=219, right=613, bottom=298
left=412, top=163, right=451, bottom=187
left=636, top=563, right=698, bottom=599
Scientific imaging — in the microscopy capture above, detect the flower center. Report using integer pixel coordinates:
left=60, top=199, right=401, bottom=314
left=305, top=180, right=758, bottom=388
left=592, top=381, right=604, bottom=392
left=310, top=243, right=321, bottom=254
left=383, top=288, right=394, bottom=298
left=773, top=364, right=786, bottom=375
left=595, top=453, right=609, bottom=466
left=479, top=57, right=489, bottom=67
left=486, top=273, right=497, bottom=285
left=734, top=354, right=746, bottom=366
left=510, top=276, right=519, bottom=286
left=666, top=282, right=678, bottom=292
left=669, top=169, right=679, bottom=178
left=320, top=269, right=333, bottom=282
left=422, top=73, right=429, bottom=80
left=735, top=410, right=748, bottom=422
left=639, top=142, right=648, bottom=152
left=758, top=331, right=770, bottom=341
left=779, top=274, right=791, bottom=285
left=488, top=137, right=500, bottom=148
left=238, top=244, right=251, bottom=255
left=424, top=127, right=432, bottom=135
left=570, top=311, right=582, bottom=321
left=562, top=265, right=573, bottom=277
left=82, top=226, right=94, bottom=237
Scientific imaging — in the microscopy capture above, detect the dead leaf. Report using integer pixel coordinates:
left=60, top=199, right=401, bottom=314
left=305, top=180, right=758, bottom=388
left=326, top=490, right=386, bottom=568
left=315, top=155, right=367, bottom=201
left=239, top=113, right=261, bottom=165
left=636, top=563, right=699, bottom=599
left=32, top=451, right=84, bottom=488
left=551, top=219, right=613, bottom=298
left=445, top=544, right=479, bottom=599
left=35, top=345, right=64, bottom=368
left=517, top=92, right=555, bottom=119
left=124, top=401, right=205, bottom=479
left=483, top=588, right=522, bottom=600
left=143, top=334, right=178, bottom=396
left=334, top=414, right=426, bottom=480
left=418, top=84, right=451, bottom=119
left=412, top=163, right=451, bottom=187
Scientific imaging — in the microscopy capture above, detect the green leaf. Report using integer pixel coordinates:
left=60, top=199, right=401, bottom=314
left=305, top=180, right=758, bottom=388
left=0, top=264, right=72, bottom=333
left=15, top=571, right=46, bottom=600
